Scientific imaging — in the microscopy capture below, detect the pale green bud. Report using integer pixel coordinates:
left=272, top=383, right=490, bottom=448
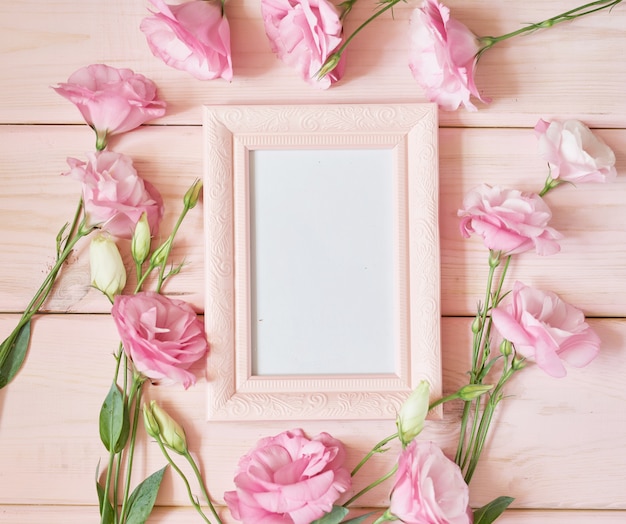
left=512, top=356, right=526, bottom=371
left=458, top=383, right=494, bottom=401
left=89, top=234, right=127, bottom=300
left=500, top=339, right=513, bottom=357
left=131, top=213, right=151, bottom=265
left=183, top=179, right=203, bottom=210
left=471, top=315, right=482, bottom=334
left=150, top=238, right=172, bottom=267
left=396, top=380, right=430, bottom=447
left=142, top=403, right=160, bottom=439
left=148, top=401, right=188, bottom=454
left=316, top=52, right=341, bottom=79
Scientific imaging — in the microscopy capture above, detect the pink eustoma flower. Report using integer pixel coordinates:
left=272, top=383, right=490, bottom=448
left=63, top=150, right=164, bottom=239
left=458, top=184, right=562, bottom=256
left=224, top=429, right=351, bottom=524
left=535, top=118, right=617, bottom=184
left=409, top=0, right=487, bottom=111
left=261, top=0, right=346, bottom=89
left=52, top=64, right=166, bottom=147
left=112, top=291, right=208, bottom=389
left=141, top=0, right=233, bottom=81
left=492, top=281, right=601, bottom=378
left=389, top=440, right=472, bottom=524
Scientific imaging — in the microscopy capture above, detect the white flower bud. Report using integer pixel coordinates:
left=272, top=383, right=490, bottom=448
left=396, top=380, right=430, bottom=447
left=90, top=234, right=126, bottom=300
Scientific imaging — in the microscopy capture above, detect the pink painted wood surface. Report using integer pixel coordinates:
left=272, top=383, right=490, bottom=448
left=0, top=0, right=625, bottom=521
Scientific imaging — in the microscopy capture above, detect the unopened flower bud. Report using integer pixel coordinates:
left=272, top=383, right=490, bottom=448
left=143, top=403, right=160, bottom=439
left=131, top=213, right=151, bottom=265
left=147, top=401, right=188, bottom=454
left=500, top=339, right=513, bottom=357
left=471, top=315, right=482, bottom=334
left=512, top=356, right=526, bottom=371
left=396, top=380, right=430, bottom=447
left=183, top=179, right=203, bottom=210
left=90, top=234, right=127, bottom=300
left=316, top=52, right=341, bottom=79
left=458, top=383, right=493, bottom=401
left=150, top=238, right=172, bottom=267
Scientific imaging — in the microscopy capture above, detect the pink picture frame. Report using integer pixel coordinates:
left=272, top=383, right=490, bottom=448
left=203, top=104, right=441, bottom=421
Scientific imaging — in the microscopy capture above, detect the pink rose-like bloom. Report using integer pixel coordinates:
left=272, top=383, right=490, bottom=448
left=52, top=64, right=166, bottom=138
left=534, top=119, right=617, bottom=184
left=63, top=150, right=164, bottom=239
left=261, top=0, right=346, bottom=89
left=458, top=184, right=562, bottom=256
left=224, top=429, right=351, bottom=524
left=492, top=281, right=601, bottom=378
left=141, top=0, right=233, bottom=81
left=112, top=291, right=208, bottom=389
left=389, top=440, right=472, bottom=524
left=409, top=0, right=488, bottom=111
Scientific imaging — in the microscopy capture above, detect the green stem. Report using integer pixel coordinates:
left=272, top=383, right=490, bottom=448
left=0, top=219, right=94, bottom=370
left=342, top=464, right=398, bottom=508
left=184, top=450, right=224, bottom=524
left=351, top=432, right=398, bottom=477
left=455, top=252, right=511, bottom=471
left=119, top=376, right=145, bottom=524
left=156, top=442, right=213, bottom=524
left=464, top=367, right=517, bottom=483
left=317, top=0, right=403, bottom=78
left=479, top=0, right=623, bottom=54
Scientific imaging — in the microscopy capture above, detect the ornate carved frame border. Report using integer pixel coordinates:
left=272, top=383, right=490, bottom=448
left=203, top=104, right=441, bottom=421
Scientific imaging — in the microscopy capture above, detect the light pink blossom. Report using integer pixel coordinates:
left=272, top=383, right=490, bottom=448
left=492, top=281, right=600, bottom=378
left=409, top=0, right=487, bottom=111
left=112, top=291, right=208, bottom=389
left=261, top=0, right=346, bottom=89
left=52, top=64, right=166, bottom=146
left=535, top=119, right=617, bottom=184
left=141, top=0, right=232, bottom=81
left=458, top=184, right=562, bottom=256
left=224, top=429, right=351, bottom=524
left=63, top=151, right=164, bottom=239
left=389, top=440, right=472, bottom=524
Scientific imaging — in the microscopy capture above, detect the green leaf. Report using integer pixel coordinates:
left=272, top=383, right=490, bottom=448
left=125, top=466, right=167, bottom=524
left=310, top=506, right=349, bottom=524
left=0, top=320, right=32, bottom=389
left=96, top=477, right=115, bottom=524
left=95, top=462, right=116, bottom=524
left=99, top=382, right=130, bottom=453
left=473, top=496, right=514, bottom=524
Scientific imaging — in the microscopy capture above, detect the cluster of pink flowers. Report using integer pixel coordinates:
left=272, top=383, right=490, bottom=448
left=53, top=63, right=208, bottom=389
left=140, top=0, right=345, bottom=88
left=458, top=118, right=615, bottom=378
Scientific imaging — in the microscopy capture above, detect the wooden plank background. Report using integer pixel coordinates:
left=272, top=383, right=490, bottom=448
left=1, top=0, right=625, bottom=522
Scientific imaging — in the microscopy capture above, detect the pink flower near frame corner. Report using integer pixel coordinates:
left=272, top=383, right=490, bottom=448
left=491, top=281, right=601, bottom=378
left=389, top=440, right=472, bottom=524
left=52, top=64, right=166, bottom=141
left=261, top=0, right=346, bottom=89
left=534, top=118, right=618, bottom=184
left=63, top=150, right=164, bottom=239
left=141, top=0, right=233, bottom=81
left=224, top=429, right=351, bottom=524
left=408, top=0, right=488, bottom=111
left=112, top=291, right=208, bottom=389
left=458, top=184, right=562, bottom=256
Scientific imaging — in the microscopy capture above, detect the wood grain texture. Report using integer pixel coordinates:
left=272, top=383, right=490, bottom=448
left=0, top=316, right=624, bottom=509
left=0, top=0, right=625, bottom=127
left=0, top=0, right=625, bottom=520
